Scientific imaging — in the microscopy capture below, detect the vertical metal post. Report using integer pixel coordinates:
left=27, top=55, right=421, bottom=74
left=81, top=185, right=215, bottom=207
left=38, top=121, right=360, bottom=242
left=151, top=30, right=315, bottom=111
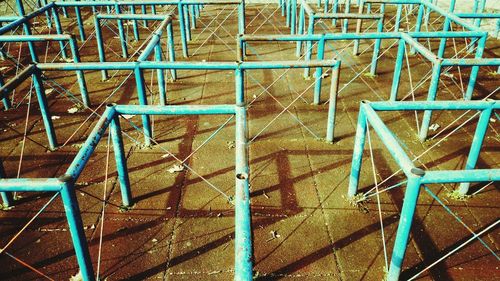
left=332, top=0, right=339, bottom=26
left=419, top=61, right=442, bottom=142
left=234, top=105, right=252, bottom=281
left=296, top=4, right=305, bottom=57
left=109, top=113, right=133, bottom=206
left=390, top=39, right=405, bottom=101
left=59, top=175, right=96, bottom=281
left=465, top=35, right=486, bottom=100
left=386, top=174, right=423, bottom=281
left=178, top=3, right=189, bottom=57
left=353, top=3, right=364, bottom=56
left=348, top=103, right=368, bottom=197
left=290, top=0, right=297, bottom=34
left=166, top=22, right=177, bottom=80
left=437, top=0, right=456, bottom=58
left=94, top=16, right=108, bottom=80
left=370, top=6, right=384, bottom=76
left=74, top=6, right=86, bottom=41
left=189, top=5, right=197, bottom=29
left=130, top=5, right=140, bottom=41
left=457, top=107, right=492, bottom=195
left=343, top=0, right=351, bottom=33
left=51, top=6, right=68, bottom=60
left=184, top=5, right=192, bottom=42
left=42, top=0, right=52, bottom=28
left=32, top=67, right=57, bottom=150
left=394, top=4, right=402, bottom=31
left=115, top=3, right=128, bottom=58
left=154, top=43, right=167, bottom=105
left=313, top=36, right=325, bottom=104
left=0, top=160, right=14, bottom=208
left=238, top=0, right=246, bottom=55
left=134, top=67, right=152, bottom=146
left=235, top=68, right=245, bottom=105
left=68, top=36, right=90, bottom=107
left=304, top=15, right=315, bottom=78
left=286, top=0, right=291, bottom=27
left=326, top=61, right=341, bottom=143
left=410, top=4, right=424, bottom=55
left=141, top=5, right=147, bottom=27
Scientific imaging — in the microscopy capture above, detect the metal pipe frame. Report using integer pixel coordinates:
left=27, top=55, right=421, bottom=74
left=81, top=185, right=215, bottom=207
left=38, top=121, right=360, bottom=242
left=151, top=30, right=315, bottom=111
left=0, top=103, right=250, bottom=281
left=34, top=59, right=336, bottom=145
left=49, top=0, right=244, bottom=58
left=347, top=100, right=499, bottom=281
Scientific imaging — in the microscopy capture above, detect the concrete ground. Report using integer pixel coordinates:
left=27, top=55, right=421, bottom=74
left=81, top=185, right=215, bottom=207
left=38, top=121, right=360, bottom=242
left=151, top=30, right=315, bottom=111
left=0, top=3, right=499, bottom=281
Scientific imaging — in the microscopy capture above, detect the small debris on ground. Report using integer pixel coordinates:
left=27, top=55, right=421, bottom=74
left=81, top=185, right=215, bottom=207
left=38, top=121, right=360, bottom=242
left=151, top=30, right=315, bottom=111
left=226, top=140, right=235, bottom=149
left=45, top=88, right=54, bottom=95
left=442, top=72, right=454, bottom=78
left=152, top=238, right=158, bottom=243
left=262, top=191, right=270, bottom=199
left=266, top=230, right=281, bottom=242
left=429, top=123, right=440, bottom=131
left=69, top=270, right=82, bottom=281
left=51, top=115, right=60, bottom=120
left=168, top=164, right=184, bottom=173
left=67, top=107, right=79, bottom=114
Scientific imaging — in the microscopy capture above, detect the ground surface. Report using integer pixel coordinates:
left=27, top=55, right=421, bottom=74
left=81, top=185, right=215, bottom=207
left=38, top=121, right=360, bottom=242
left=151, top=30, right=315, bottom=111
left=0, top=2, right=499, bottom=281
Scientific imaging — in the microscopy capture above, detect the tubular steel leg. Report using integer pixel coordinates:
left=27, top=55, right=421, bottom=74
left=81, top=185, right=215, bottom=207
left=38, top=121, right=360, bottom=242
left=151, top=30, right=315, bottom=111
left=154, top=43, right=167, bottom=105
left=141, top=5, right=147, bottom=27
left=75, top=7, right=86, bottom=41
left=32, top=68, right=57, bottom=150
left=178, top=4, right=189, bottom=57
left=184, top=5, right=192, bottom=42
left=457, top=107, right=492, bottom=195
left=68, top=36, right=90, bottom=107
left=304, top=16, right=315, bottom=78
left=166, top=23, right=177, bottom=80
left=410, top=4, right=424, bottom=55
left=419, top=62, right=442, bottom=142
left=94, top=16, right=108, bottom=80
left=313, top=37, right=325, bottom=104
left=290, top=0, right=297, bottom=34
left=110, top=114, right=133, bottom=206
left=326, top=62, right=341, bottom=143
left=130, top=5, right=140, bottom=41
left=332, top=0, right=339, bottom=26
left=387, top=175, right=423, bottom=281
left=134, top=67, right=152, bottom=146
left=465, top=35, right=486, bottom=100
left=390, top=39, right=405, bottom=101
left=343, top=0, right=351, bottom=33
left=353, top=3, right=364, bottom=56
left=16, top=0, right=38, bottom=62
left=370, top=8, right=384, bottom=76
left=234, top=105, right=252, bottom=281
left=295, top=4, right=305, bottom=57
left=115, top=4, right=128, bottom=58
left=51, top=7, right=68, bottom=60
left=235, top=68, right=244, bottom=105
left=348, top=103, right=368, bottom=197
left=394, top=4, right=402, bottom=31
left=59, top=175, right=96, bottom=281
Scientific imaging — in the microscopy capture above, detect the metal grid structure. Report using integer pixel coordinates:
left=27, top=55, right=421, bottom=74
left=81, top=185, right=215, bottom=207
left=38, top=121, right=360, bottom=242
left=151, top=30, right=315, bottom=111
left=0, top=0, right=498, bottom=280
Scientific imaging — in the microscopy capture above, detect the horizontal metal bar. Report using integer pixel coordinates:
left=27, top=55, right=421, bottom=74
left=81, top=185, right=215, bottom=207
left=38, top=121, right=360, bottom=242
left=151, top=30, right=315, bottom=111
left=456, top=13, right=500, bottom=19
left=54, top=0, right=241, bottom=7
left=422, top=169, right=500, bottom=184
left=442, top=58, right=500, bottom=67
left=314, top=13, right=383, bottom=20
left=0, top=65, right=35, bottom=100
left=97, top=14, right=171, bottom=21
left=0, top=3, right=55, bottom=34
left=115, top=104, right=236, bottom=115
left=138, top=18, right=171, bottom=61
left=0, top=34, right=71, bottom=42
left=0, top=16, right=22, bottom=22
left=0, top=178, right=62, bottom=192
left=421, top=0, right=482, bottom=32
left=368, top=101, right=499, bottom=111
left=400, top=33, right=440, bottom=62
left=37, top=60, right=339, bottom=71
left=365, top=0, right=420, bottom=4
